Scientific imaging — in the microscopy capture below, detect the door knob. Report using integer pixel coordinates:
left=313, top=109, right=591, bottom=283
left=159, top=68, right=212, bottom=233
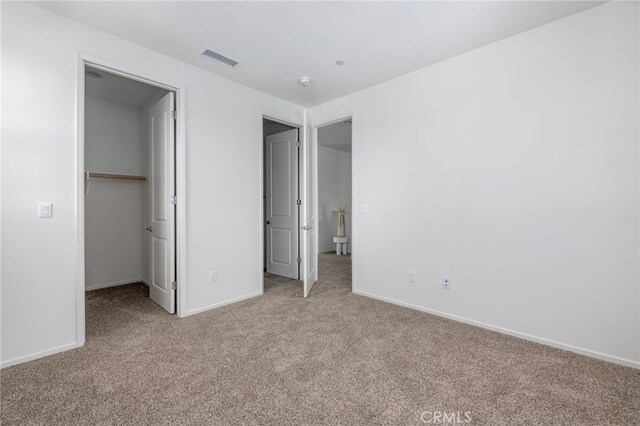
left=146, top=225, right=154, bottom=232
left=266, top=220, right=271, bottom=225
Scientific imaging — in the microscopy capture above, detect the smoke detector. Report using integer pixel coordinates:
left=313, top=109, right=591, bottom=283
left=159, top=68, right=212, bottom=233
left=298, top=76, right=312, bottom=87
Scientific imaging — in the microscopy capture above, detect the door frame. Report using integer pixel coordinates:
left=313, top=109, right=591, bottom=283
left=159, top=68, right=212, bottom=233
left=259, top=114, right=304, bottom=294
left=314, top=115, right=355, bottom=292
left=75, top=53, right=187, bottom=348
left=302, top=117, right=319, bottom=296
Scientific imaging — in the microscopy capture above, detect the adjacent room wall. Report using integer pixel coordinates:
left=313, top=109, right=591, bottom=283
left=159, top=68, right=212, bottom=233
left=1, top=2, right=303, bottom=366
left=318, top=145, right=352, bottom=253
left=310, top=2, right=640, bottom=367
left=84, top=97, right=144, bottom=290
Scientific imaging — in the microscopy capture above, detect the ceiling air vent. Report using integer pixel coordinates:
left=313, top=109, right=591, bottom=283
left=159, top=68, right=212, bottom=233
left=200, top=48, right=241, bottom=68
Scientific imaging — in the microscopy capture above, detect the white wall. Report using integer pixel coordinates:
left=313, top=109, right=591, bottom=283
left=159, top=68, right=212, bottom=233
left=1, top=2, right=303, bottom=366
left=85, top=97, right=143, bottom=176
left=318, top=145, right=352, bottom=253
left=84, top=97, right=144, bottom=290
left=310, top=2, right=640, bottom=367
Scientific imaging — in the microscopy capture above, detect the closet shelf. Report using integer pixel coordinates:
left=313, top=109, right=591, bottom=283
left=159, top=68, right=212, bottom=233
left=85, top=172, right=147, bottom=181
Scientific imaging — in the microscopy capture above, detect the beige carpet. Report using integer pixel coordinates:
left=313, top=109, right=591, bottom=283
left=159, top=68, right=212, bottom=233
left=1, top=253, right=639, bottom=425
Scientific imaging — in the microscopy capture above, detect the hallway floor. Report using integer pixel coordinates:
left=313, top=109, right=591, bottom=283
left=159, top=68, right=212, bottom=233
left=1, top=254, right=639, bottom=425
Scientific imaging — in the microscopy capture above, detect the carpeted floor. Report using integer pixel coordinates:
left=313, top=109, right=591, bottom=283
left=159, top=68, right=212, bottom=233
left=1, top=253, right=639, bottom=425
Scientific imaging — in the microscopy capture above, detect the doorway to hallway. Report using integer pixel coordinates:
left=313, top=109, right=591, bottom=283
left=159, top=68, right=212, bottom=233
left=263, top=118, right=301, bottom=280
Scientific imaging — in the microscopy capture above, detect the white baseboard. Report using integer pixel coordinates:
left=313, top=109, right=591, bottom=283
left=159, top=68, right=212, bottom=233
left=353, top=289, right=640, bottom=370
left=0, top=342, right=78, bottom=369
left=85, top=278, right=144, bottom=291
left=183, top=291, right=263, bottom=317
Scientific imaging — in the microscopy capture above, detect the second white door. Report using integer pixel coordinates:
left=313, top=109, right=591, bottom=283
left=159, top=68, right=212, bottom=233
left=266, top=128, right=299, bottom=280
left=148, top=92, right=176, bottom=313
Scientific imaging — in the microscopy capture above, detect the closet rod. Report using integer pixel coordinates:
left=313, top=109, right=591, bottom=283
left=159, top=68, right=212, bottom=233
left=85, top=172, right=147, bottom=181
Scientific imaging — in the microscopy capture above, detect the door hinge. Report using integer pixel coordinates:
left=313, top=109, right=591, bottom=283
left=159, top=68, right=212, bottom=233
left=170, top=195, right=177, bottom=205
left=297, top=257, right=302, bottom=264
left=170, top=111, right=177, bottom=120
left=296, top=141, right=301, bottom=148
left=296, top=199, right=301, bottom=205
left=171, top=281, right=177, bottom=290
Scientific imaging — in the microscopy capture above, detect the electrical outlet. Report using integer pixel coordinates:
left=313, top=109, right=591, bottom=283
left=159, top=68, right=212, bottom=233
left=409, top=271, right=416, bottom=283
left=209, top=271, right=217, bottom=283
left=442, top=277, right=450, bottom=289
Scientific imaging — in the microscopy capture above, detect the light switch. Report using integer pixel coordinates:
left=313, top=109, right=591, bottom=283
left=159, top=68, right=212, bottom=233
left=359, top=203, right=369, bottom=214
left=38, top=202, right=53, bottom=218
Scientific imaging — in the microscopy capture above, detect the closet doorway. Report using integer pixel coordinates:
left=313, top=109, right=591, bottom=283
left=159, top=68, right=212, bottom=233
left=83, top=64, right=178, bottom=316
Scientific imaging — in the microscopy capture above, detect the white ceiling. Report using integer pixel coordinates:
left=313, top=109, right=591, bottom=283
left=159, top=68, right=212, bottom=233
left=36, top=1, right=603, bottom=107
left=318, top=120, right=352, bottom=153
left=85, top=66, right=166, bottom=108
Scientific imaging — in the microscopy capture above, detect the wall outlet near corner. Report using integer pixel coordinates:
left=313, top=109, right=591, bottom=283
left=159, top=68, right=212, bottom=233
left=409, top=271, right=416, bottom=283
left=209, top=271, right=217, bottom=283
left=442, top=277, right=451, bottom=289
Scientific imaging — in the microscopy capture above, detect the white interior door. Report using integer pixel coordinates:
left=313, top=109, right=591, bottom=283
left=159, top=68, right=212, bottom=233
left=301, top=122, right=318, bottom=297
left=265, top=129, right=300, bottom=280
left=148, top=92, right=176, bottom=313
